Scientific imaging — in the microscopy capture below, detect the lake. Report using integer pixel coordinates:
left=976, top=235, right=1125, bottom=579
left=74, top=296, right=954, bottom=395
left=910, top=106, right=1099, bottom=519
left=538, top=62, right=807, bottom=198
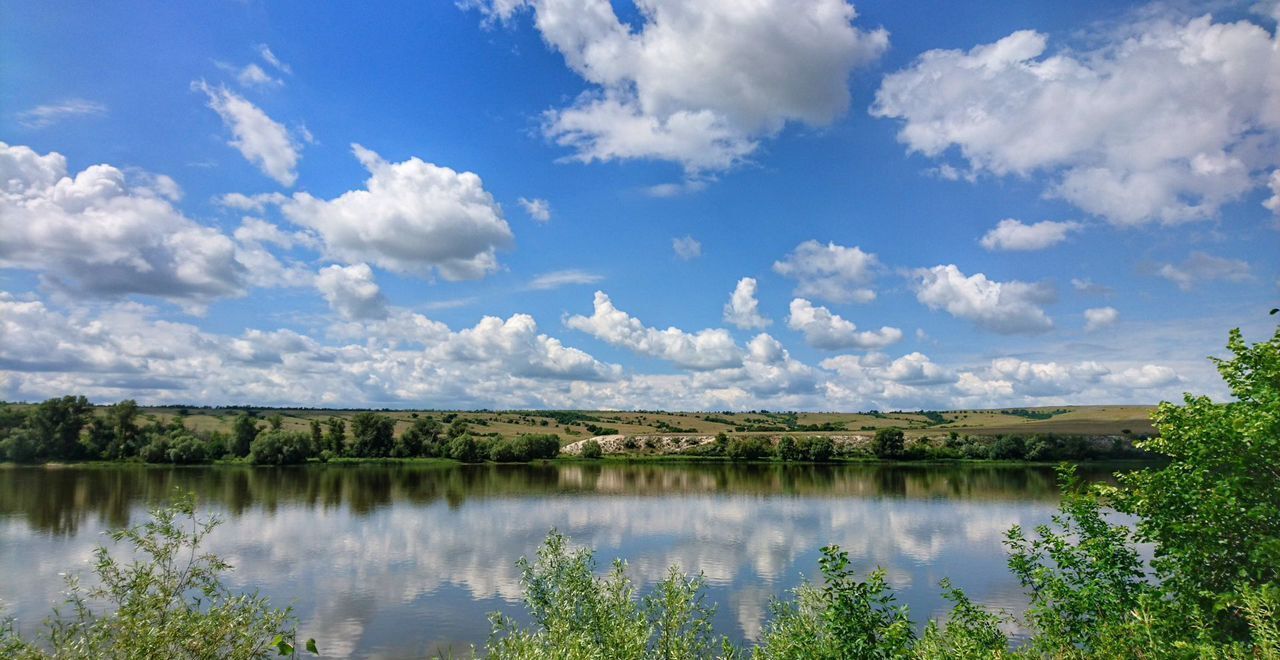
left=0, top=462, right=1123, bottom=656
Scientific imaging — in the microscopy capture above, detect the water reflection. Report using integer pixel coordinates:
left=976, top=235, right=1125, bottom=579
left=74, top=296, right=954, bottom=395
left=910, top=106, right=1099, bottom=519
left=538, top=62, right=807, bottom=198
left=0, top=463, right=1117, bottom=656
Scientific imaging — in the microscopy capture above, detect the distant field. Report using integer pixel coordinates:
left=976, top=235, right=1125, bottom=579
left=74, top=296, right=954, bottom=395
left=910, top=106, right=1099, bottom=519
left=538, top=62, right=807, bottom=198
left=99, top=405, right=1156, bottom=442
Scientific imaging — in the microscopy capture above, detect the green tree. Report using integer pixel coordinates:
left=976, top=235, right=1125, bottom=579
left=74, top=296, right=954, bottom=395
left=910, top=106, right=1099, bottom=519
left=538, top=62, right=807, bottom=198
left=349, top=413, right=395, bottom=457
left=29, top=395, right=92, bottom=459
left=776, top=436, right=801, bottom=461
left=228, top=413, right=259, bottom=458
left=872, top=428, right=905, bottom=459
left=266, top=414, right=284, bottom=431
left=309, top=419, right=323, bottom=452
left=324, top=417, right=346, bottom=454
left=102, top=399, right=142, bottom=460
left=1110, top=326, right=1280, bottom=636
left=248, top=430, right=314, bottom=465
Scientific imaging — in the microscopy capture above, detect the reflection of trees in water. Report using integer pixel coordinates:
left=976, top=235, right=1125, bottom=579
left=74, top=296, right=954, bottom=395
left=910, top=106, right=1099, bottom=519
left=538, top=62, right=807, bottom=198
left=0, top=462, right=1120, bottom=535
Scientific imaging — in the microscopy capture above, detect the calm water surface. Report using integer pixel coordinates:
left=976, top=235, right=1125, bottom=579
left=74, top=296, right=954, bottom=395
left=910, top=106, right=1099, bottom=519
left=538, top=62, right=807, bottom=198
left=0, top=463, right=1121, bottom=657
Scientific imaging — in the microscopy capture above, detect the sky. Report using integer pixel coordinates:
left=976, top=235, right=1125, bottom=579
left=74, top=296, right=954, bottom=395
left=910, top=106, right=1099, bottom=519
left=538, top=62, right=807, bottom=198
left=1, top=0, right=1277, bottom=411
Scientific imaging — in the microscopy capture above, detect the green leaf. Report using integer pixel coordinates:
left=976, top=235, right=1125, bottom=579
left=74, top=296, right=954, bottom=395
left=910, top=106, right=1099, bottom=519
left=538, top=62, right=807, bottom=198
left=306, top=638, right=319, bottom=655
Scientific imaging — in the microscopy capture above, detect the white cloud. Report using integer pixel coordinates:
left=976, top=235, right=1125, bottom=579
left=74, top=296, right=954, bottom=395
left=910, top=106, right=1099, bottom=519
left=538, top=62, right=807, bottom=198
left=0, top=142, right=248, bottom=308
left=528, top=269, right=603, bottom=290
left=980, top=219, right=1082, bottom=251
left=723, top=277, right=771, bottom=330
left=432, top=313, right=620, bottom=381
left=787, top=298, right=902, bottom=350
left=873, top=14, right=1280, bottom=225
left=468, top=0, right=888, bottom=174
left=316, top=263, right=388, bottom=321
left=1265, top=169, right=1280, bottom=216
left=1083, top=306, right=1119, bottom=332
left=257, top=44, right=293, bottom=75
left=911, top=264, right=1055, bottom=334
left=15, top=99, right=107, bottom=129
left=517, top=196, right=551, bottom=222
left=1071, top=278, right=1113, bottom=295
left=282, top=144, right=514, bottom=280
left=565, top=291, right=742, bottom=370
left=218, top=191, right=289, bottom=212
left=235, top=63, right=282, bottom=88
left=773, top=240, right=879, bottom=303
left=195, top=81, right=302, bottom=186
left=1157, top=251, right=1252, bottom=291
left=672, top=235, right=702, bottom=260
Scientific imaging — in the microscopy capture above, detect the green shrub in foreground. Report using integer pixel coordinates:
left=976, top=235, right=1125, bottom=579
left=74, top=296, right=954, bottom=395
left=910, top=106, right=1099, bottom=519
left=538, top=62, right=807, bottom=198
left=0, top=493, right=310, bottom=659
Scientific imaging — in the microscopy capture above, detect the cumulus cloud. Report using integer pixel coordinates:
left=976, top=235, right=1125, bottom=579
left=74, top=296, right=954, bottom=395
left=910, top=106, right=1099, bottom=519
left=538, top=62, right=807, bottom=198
left=1157, top=252, right=1252, bottom=291
left=0, top=293, right=623, bottom=407
left=282, top=144, right=514, bottom=280
left=873, top=13, right=1280, bottom=225
left=565, top=291, right=742, bottom=369
left=15, top=99, right=107, bottom=129
left=316, top=263, right=388, bottom=320
left=773, top=240, right=879, bottom=304
left=672, top=236, right=702, bottom=260
left=527, top=269, right=603, bottom=290
left=1265, top=170, right=1280, bottom=216
left=518, top=196, right=551, bottom=222
left=787, top=298, right=902, bottom=350
left=980, top=219, right=1081, bottom=251
left=723, top=277, right=771, bottom=329
left=195, top=82, right=302, bottom=186
left=1083, top=306, right=1119, bottom=332
left=467, top=0, right=888, bottom=174
left=911, top=265, right=1055, bottom=334
left=218, top=191, right=289, bottom=212
left=0, top=142, right=249, bottom=309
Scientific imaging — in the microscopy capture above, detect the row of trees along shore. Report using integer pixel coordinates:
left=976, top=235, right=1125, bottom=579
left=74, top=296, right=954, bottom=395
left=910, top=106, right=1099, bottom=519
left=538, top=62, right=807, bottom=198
left=0, top=400, right=1148, bottom=465
left=1, top=325, right=1277, bottom=657
left=0, top=403, right=560, bottom=465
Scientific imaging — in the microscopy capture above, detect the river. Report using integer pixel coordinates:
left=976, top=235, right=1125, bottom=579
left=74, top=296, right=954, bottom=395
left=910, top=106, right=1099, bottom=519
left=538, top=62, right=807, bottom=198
left=0, top=462, right=1125, bottom=656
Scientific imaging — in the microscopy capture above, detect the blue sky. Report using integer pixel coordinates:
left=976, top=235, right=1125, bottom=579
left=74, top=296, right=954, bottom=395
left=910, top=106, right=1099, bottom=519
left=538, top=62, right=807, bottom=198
left=1, top=0, right=1277, bottom=410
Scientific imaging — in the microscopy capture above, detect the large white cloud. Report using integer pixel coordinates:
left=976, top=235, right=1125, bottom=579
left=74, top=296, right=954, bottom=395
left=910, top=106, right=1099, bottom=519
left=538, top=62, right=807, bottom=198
left=0, top=142, right=250, bottom=309
left=873, top=13, right=1280, bottom=226
left=195, top=82, right=302, bottom=187
left=911, top=265, right=1055, bottom=334
left=565, top=291, right=742, bottom=370
left=723, top=277, right=771, bottom=330
left=773, top=240, right=880, bottom=304
left=282, top=144, right=514, bottom=281
left=468, top=0, right=888, bottom=174
left=787, top=298, right=901, bottom=350
left=316, top=263, right=388, bottom=321
left=980, top=219, right=1081, bottom=251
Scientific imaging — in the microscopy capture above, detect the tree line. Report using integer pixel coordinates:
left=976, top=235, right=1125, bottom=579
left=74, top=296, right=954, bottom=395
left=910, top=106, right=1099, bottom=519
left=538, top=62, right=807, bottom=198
left=0, top=402, right=559, bottom=465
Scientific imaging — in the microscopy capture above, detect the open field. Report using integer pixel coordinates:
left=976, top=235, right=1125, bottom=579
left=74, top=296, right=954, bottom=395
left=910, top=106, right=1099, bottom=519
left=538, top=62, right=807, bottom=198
left=71, top=404, right=1156, bottom=442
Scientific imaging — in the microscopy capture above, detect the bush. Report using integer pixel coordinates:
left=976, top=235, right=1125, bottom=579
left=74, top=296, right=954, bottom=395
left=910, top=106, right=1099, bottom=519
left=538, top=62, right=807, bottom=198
left=775, top=436, right=801, bottom=461
left=991, top=435, right=1025, bottom=460
left=799, top=436, right=835, bottom=462
left=486, top=531, right=721, bottom=659
left=248, top=430, right=313, bottom=465
left=580, top=439, right=603, bottom=459
left=726, top=437, right=771, bottom=461
left=446, top=435, right=486, bottom=463
left=166, top=433, right=210, bottom=464
left=0, top=494, right=307, bottom=657
left=872, top=428, right=905, bottom=459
